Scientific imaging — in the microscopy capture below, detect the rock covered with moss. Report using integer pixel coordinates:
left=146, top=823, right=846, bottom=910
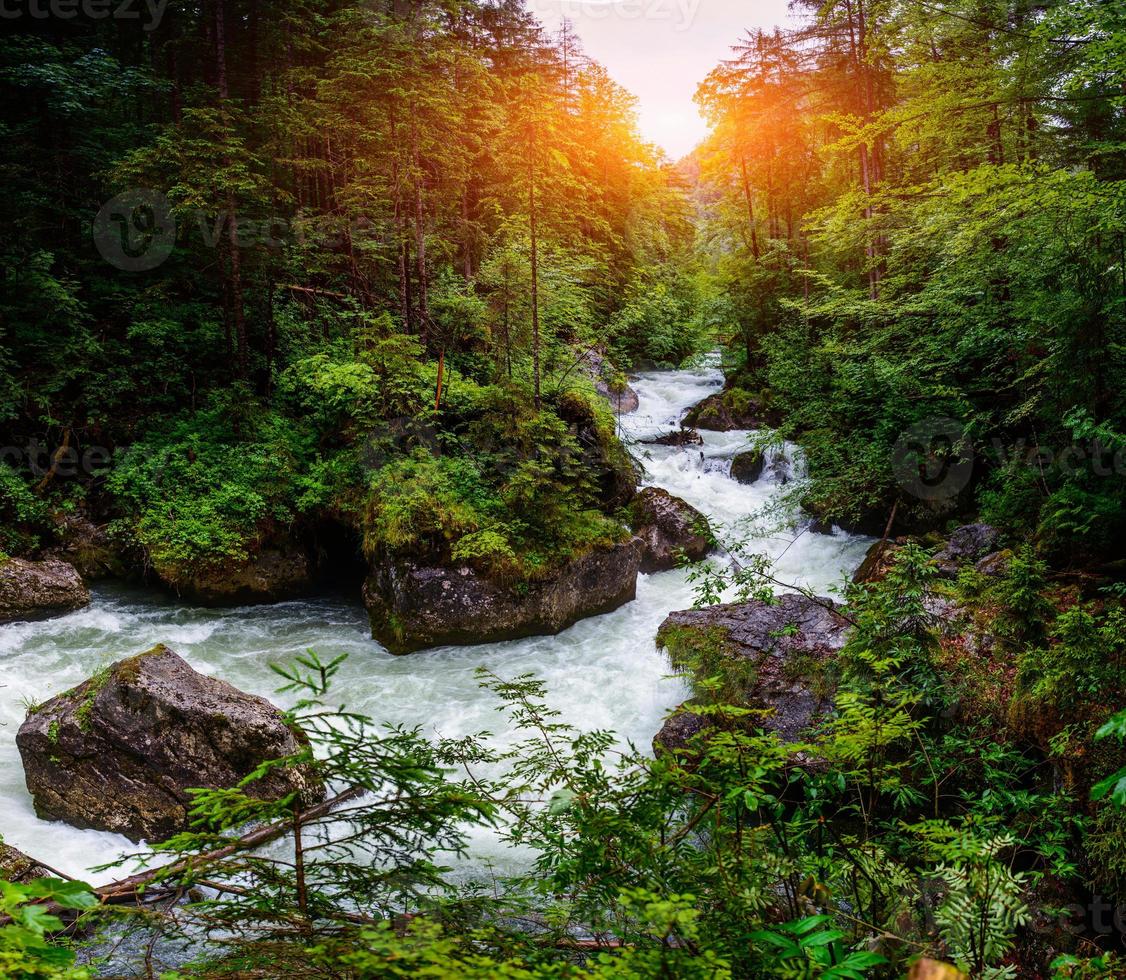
left=16, top=645, right=321, bottom=842
left=681, top=387, right=779, bottom=432
left=628, top=487, right=714, bottom=573
left=0, top=557, right=90, bottom=624
left=364, top=539, right=644, bottom=654
left=158, top=541, right=313, bottom=606
left=656, top=593, right=850, bottom=743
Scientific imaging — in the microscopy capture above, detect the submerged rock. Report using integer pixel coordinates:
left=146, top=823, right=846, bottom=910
left=0, top=557, right=90, bottom=624
left=17, top=645, right=321, bottom=843
left=158, top=543, right=313, bottom=606
left=364, top=539, right=644, bottom=654
left=629, top=487, right=714, bottom=573
left=656, top=593, right=850, bottom=743
left=729, top=449, right=765, bottom=485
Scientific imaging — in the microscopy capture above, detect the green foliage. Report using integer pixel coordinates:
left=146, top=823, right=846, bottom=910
left=608, top=268, right=709, bottom=368
left=0, top=876, right=97, bottom=978
left=0, top=462, right=52, bottom=555
left=1017, top=603, right=1126, bottom=710
left=910, top=821, right=1030, bottom=978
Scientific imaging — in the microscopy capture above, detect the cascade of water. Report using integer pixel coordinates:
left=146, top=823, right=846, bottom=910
left=0, top=359, right=870, bottom=881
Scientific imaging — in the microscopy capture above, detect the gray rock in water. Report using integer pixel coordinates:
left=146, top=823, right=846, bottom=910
left=364, top=539, right=643, bottom=654
left=656, top=593, right=850, bottom=743
left=629, top=487, right=714, bottom=573
left=17, top=645, right=322, bottom=843
left=730, top=450, right=765, bottom=484
left=0, top=557, right=89, bottom=624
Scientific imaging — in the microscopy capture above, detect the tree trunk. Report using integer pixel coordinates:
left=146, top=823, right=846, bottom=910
left=529, top=159, right=541, bottom=411
left=740, top=157, right=760, bottom=260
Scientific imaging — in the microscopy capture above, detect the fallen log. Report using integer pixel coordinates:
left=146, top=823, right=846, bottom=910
left=96, top=785, right=366, bottom=905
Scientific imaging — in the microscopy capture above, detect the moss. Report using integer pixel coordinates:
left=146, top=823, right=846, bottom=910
left=47, top=721, right=60, bottom=745
left=657, top=623, right=758, bottom=705
left=74, top=664, right=113, bottom=734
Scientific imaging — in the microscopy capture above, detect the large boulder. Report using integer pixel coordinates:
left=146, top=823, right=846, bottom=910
left=364, top=539, right=644, bottom=654
left=681, top=388, right=780, bottom=432
left=656, top=593, right=850, bottom=743
left=158, top=543, right=313, bottom=606
left=629, top=487, right=713, bottom=573
left=0, top=558, right=90, bottom=624
left=729, top=450, right=765, bottom=485
left=17, top=645, right=321, bottom=843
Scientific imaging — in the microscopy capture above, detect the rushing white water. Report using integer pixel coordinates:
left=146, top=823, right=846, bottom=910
left=0, top=358, right=871, bottom=883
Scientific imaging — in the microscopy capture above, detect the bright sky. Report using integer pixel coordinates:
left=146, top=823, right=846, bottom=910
left=532, top=0, right=794, bottom=160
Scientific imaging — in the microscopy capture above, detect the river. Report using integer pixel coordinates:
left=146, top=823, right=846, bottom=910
left=0, top=358, right=871, bottom=882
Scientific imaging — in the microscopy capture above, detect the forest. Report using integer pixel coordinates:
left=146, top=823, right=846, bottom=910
left=0, top=0, right=1125, bottom=976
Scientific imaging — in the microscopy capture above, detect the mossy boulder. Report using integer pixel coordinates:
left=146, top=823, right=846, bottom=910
left=555, top=389, right=639, bottom=508
left=681, top=387, right=780, bottom=432
left=852, top=539, right=901, bottom=584
left=155, top=542, right=313, bottom=606
left=656, top=593, right=850, bottom=743
left=628, top=487, right=714, bottom=573
left=364, top=539, right=643, bottom=654
left=16, top=645, right=322, bottom=842
left=0, top=557, right=89, bottom=624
